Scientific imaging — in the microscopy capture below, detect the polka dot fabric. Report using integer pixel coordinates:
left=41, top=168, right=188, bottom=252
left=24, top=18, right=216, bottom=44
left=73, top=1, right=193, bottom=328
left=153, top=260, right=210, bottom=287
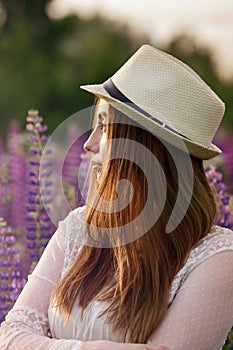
left=0, top=206, right=233, bottom=350
left=148, top=251, right=233, bottom=350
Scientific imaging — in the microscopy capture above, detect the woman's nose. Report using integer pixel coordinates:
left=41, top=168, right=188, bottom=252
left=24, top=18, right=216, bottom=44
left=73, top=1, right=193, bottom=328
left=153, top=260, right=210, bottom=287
left=83, top=130, right=100, bottom=153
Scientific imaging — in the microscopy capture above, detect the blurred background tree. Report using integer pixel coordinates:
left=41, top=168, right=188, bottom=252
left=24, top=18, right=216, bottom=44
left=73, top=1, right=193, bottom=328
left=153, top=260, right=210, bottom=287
left=0, top=0, right=232, bottom=140
left=0, top=0, right=149, bottom=138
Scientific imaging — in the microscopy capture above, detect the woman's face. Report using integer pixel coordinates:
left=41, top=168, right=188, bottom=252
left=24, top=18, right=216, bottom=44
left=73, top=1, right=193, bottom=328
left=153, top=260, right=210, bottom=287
left=83, top=99, right=109, bottom=174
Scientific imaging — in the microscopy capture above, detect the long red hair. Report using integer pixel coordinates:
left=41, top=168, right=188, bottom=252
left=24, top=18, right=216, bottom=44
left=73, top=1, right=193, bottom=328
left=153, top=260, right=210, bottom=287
left=51, top=99, right=216, bottom=342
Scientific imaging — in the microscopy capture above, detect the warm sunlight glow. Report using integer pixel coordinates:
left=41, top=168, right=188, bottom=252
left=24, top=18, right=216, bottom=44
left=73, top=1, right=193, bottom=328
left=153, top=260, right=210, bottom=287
left=47, top=0, right=233, bottom=80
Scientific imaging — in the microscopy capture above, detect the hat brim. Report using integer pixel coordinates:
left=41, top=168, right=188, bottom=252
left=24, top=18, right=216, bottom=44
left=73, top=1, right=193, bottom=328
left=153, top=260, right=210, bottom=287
left=80, top=83, right=222, bottom=160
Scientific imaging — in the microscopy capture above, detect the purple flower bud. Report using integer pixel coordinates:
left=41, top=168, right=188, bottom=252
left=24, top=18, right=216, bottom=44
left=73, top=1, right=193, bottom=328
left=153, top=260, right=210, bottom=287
left=0, top=315, right=5, bottom=323
left=5, top=235, right=17, bottom=244
left=28, top=189, right=38, bottom=195
left=26, top=124, right=35, bottom=131
left=26, top=233, right=37, bottom=240
left=12, top=271, right=22, bottom=279
left=29, top=173, right=39, bottom=182
left=0, top=304, right=9, bottom=311
left=0, top=260, right=11, bottom=267
left=1, top=227, right=12, bottom=234
left=26, top=205, right=37, bottom=212
left=222, top=196, right=230, bottom=205
left=41, top=206, right=50, bottom=212
left=27, top=242, right=37, bottom=249
left=26, top=225, right=37, bottom=232
left=35, top=116, right=43, bottom=123
left=11, top=290, right=20, bottom=302
left=29, top=147, right=38, bottom=155
left=40, top=241, right=49, bottom=248
left=29, top=179, right=39, bottom=186
left=44, top=149, right=52, bottom=155
left=0, top=271, right=9, bottom=280
left=40, top=215, right=50, bottom=222
left=7, top=247, right=20, bottom=255
left=40, top=224, right=50, bottom=231
left=28, top=198, right=36, bottom=204
left=25, top=215, right=35, bottom=221
left=35, top=197, right=41, bottom=204
left=41, top=135, right=51, bottom=142
left=40, top=232, right=52, bottom=239
left=29, top=251, right=39, bottom=259
left=38, top=125, right=48, bottom=132
left=0, top=284, right=8, bottom=291
left=0, top=248, right=6, bottom=254
left=0, top=295, right=6, bottom=302
left=14, top=259, right=22, bottom=267
left=29, top=159, right=40, bottom=166
left=28, top=197, right=40, bottom=205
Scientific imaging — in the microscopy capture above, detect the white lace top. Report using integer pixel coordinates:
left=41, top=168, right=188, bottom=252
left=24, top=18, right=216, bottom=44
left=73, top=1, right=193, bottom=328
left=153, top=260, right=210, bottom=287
left=1, top=205, right=233, bottom=350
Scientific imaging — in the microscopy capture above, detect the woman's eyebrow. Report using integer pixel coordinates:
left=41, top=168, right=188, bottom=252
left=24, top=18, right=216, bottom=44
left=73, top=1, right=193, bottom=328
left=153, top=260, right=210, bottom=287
left=92, top=111, right=108, bottom=128
left=97, top=111, right=107, bottom=120
left=97, top=112, right=108, bottom=126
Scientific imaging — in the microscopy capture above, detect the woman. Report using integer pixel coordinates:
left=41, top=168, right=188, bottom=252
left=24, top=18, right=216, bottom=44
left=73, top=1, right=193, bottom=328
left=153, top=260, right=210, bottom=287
left=1, top=44, right=233, bottom=350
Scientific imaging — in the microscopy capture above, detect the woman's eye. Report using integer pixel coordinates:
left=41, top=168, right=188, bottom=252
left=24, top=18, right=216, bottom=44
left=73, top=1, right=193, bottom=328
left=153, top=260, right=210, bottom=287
left=97, top=122, right=107, bottom=132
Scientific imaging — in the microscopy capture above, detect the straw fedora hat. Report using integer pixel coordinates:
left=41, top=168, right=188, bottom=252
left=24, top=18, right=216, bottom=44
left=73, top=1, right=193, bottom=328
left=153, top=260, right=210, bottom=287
left=80, top=44, right=225, bottom=159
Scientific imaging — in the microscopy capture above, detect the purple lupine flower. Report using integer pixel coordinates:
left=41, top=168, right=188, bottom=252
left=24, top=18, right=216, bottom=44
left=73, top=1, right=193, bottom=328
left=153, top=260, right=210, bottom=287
left=25, top=109, right=55, bottom=273
left=214, top=129, right=233, bottom=195
left=0, top=158, right=12, bottom=226
left=0, top=136, right=12, bottom=225
left=0, top=218, right=25, bottom=322
left=205, top=165, right=233, bottom=230
left=7, top=120, right=28, bottom=230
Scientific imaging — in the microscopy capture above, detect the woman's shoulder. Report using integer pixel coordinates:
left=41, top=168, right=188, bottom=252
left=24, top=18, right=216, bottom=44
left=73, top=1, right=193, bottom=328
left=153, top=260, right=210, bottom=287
left=58, top=205, right=86, bottom=227
left=58, top=206, right=87, bottom=276
left=189, top=224, right=233, bottom=261
left=67, top=205, right=86, bottom=219
left=169, top=225, right=233, bottom=304
left=68, top=205, right=86, bottom=223
left=57, top=205, right=86, bottom=242
left=184, top=224, right=233, bottom=275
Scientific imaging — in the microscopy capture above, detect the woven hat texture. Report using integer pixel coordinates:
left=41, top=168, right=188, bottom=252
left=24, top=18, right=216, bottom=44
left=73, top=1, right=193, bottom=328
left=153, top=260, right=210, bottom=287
left=80, top=45, right=225, bottom=159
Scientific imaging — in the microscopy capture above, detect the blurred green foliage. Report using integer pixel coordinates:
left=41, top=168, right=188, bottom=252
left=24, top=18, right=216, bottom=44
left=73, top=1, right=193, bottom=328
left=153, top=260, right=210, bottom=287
left=0, top=0, right=232, bottom=140
left=0, top=0, right=149, bottom=137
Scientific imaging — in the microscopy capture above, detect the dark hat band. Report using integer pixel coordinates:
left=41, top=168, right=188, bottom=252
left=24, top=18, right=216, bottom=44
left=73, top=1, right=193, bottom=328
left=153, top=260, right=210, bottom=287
left=103, top=78, right=190, bottom=140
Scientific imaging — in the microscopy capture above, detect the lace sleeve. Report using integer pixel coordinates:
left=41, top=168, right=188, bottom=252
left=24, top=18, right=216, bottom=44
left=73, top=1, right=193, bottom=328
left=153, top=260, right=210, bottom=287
left=169, top=225, right=233, bottom=305
left=148, top=249, right=233, bottom=350
left=0, top=209, right=84, bottom=350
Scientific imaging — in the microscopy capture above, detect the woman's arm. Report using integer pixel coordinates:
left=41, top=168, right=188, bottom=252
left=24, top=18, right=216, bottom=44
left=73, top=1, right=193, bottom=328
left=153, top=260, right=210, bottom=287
left=0, top=218, right=83, bottom=350
left=147, top=250, right=233, bottom=350
left=80, top=340, right=168, bottom=350
left=0, top=210, right=169, bottom=350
